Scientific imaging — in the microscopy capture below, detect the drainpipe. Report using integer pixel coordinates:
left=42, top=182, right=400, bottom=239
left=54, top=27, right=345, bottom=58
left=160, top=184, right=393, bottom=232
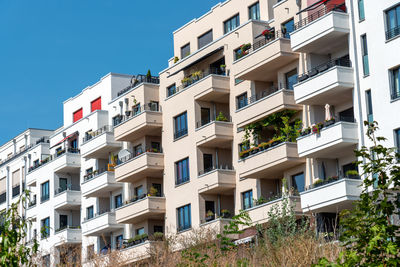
left=215, top=148, right=219, bottom=168
left=348, top=0, right=366, bottom=169
left=6, top=166, right=10, bottom=210
left=212, top=102, right=216, bottom=120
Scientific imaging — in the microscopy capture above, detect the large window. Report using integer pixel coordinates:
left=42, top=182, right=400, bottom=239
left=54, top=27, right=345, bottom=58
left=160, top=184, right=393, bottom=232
left=175, top=158, right=189, bottom=185
left=291, top=173, right=305, bottom=194
left=390, top=66, right=400, bottom=100
left=167, top=84, right=176, bottom=97
left=236, top=92, right=248, bottom=110
left=116, top=234, right=123, bottom=250
left=177, top=204, right=191, bottom=231
left=249, top=2, right=260, bottom=20
left=365, top=90, right=373, bottom=123
left=40, top=181, right=49, bottom=202
left=285, top=68, right=298, bottom=90
left=41, top=217, right=50, bottom=239
left=395, top=129, right=400, bottom=154
left=115, top=194, right=123, bottom=209
left=87, top=206, right=94, bottom=220
left=385, top=4, right=400, bottom=40
left=174, top=112, right=188, bottom=139
left=358, top=0, right=365, bottom=20
left=281, top=18, right=294, bottom=38
left=242, top=190, right=253, bottom=210
left=181, top=43, right=191, bottom=59
left=361, top=34, right=369, bottom=76
left=224, top=14, right=240, bottom=34
left=198, top=30, right=213, bottom=49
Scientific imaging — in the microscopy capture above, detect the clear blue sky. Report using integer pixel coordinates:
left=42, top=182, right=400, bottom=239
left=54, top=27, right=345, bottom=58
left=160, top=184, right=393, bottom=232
left=0, top=0, right=220, bottom=145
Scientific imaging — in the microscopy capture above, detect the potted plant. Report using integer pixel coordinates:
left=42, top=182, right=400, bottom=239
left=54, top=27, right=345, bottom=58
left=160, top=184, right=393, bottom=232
left=215, top=111, right=228, bottom=122
left=191, top=71, right=202, bottom=81
left=345, top=170, right=359, bottom=178
left=146, top=69, right=152, bottom=81
left=181, top=77, right=191, bottom=86
left=313, top=178, right=324, bottom=188
left=239, top=149, right=250, bottom=159
left=220, top=209, right=231, bottom=218
left=220, top=64, right=226, bottom=72
left=152, top=232, right=164, bottom=241
left=249, top=146, right=259, bottom=155
left=149, top=186, right=158, bottom=197
left=324, top=118, right=336, bottom=127
left=241, top=43, right=251, bottom=51
left=173, top=56, right=179, bottom=63
left=262, top=29, right=275, bottom=40
left=205, top=210, right=215, bottom=222
left=140, top=233, right=149, bottom=242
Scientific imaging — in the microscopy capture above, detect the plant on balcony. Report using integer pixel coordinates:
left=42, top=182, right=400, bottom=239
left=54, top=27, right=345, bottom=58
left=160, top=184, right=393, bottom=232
left=152, top=232, right=164, bottom=241
left=220, top=209, right=231, bottom=218
left=324, top=118, right=336, bottom=127
left=149, top=186, right=158, bottom=196
left=300, top=127, right=311, bottom=136
left=345, top=170, right=359, bottom=178
left=281, top=25, right=287, bottom=35
left=206, top=210, right=215, bottom=222
left=240, top=43, right=251, bottom=51
left=146, top=69, right=152, bottom=80
left=181, top=77, right=192, bottom=86
left=254, top=196, right=268, bottom=206
left=174, top=56, right=179, bottom=63
left=311, top=122, right=324, bottom=134
left=216, top=111, right=228, bottom=122
left=262, top=28, right=275, bottom=40
left=191, top=71, right=202, bottom=81
left=220, top=64, right=226, bottom=72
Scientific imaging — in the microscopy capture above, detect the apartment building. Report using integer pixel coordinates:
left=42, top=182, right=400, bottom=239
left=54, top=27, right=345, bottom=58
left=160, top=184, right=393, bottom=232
left=1, top=0, right=400, bottom=265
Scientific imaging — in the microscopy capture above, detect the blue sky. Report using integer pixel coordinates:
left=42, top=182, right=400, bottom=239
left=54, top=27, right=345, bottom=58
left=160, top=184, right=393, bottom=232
left=0, top=0, right=220, bottom=145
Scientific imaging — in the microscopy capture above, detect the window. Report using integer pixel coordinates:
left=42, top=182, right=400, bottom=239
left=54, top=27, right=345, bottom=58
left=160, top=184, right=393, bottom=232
left=41, top=217, right=50, bottom=238
left=224, top=14, right=240, bottom=34
left=242, top=190, right=253, bottom=210
left=395, top=129, right=400, bottom=154
left=0, top=177, right=6, bottom=204
left=385, top=4, right=400, bottom=40
left=236, top=93, right=248, bottom=109
left=152, top=183, right=162, bottom=197
left=181, top=43, right=190, bottom=59
left=90, top=97, right=101, bottom=112
left=198, top=30, right=213, bottom=49
left=174, top=112, right=188, bottom=139
left=390, top=66, right=400, bottom=100
left=167, top=84, right=177, bottom=97
left=135, top=185, right=144, bottom=198
left=177, top=204, right=191, bottom=231
left=176, top=158, right=189, bottom=185
left=343, top=163, right=359, bottom=178
left=133, top=103, right=141, bottom=116
left=73, top=108, right=83, bottom=123
left=133, top=144, right=143, bottom=156
left=281, top=18, right=294, bottom=38
left=86, top=206, right=94, bottom=220
left=249, top=2, right=260, bottom=20
left=112, top=115, right=122, bottom=126
left=365, top=90, right=373, bottom=123
left=136, top=227, right=145, bottom=236
left=115, top=194, right=123, bottom=208
left=358, top=0, right=365, bottom=20
left=40, top=181, right=49, bottom=202
left=59, top=214, right=68, bottom=229
left=116, top=234, right=123, bottom=249
left=33, top=159, right=39, bottom=167
left=361, top=34, right=369, bottom=76
left=154, top=225, right=163, bottom=233
left=285, top=68, right=298, bottom=90
left=291, top=173, right=305, bottom=194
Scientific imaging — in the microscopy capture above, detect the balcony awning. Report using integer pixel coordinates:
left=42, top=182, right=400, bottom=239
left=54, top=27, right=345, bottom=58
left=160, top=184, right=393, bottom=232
left=296, top=0, right=331, bottom=14
left=51, top=131, right=79, bottom=148
left=167, top=46, right=224, bottom=78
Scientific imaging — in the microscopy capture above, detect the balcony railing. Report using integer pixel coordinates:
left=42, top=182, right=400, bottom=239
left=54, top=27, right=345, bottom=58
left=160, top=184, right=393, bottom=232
left=28, top=148, right=80, bottom=173
left=40, top=194, right=49, bottom=203
left=54, top=184, right=81, bottom=195
left=196, top=116, right=232, bottom=129
left=113, top=103, right=161, bottom=127
left=306, top=176, right=361, bottom=191
left=83, top=125, right=113, bottom=143
left=234, top=31, right=287, bottom=61
left=28, top=195, right=37, bottom=208
left=296, top=55, right=351, bottom=84
left=83, top=168, right=108, bottom=182
left=299, top=116, right=355, bottom=137
left=200, top=213, right=232, bottom=224
left=84, top=208, right=113, bottom=222
left=198, top=165, right=234, bottom=176
left=391, top=89, right=400, bottom=101
left=167, top=67, right=227, bottom=98
left=174, top=128, right=188, bottom=140
left=236, top=87, right=280, bottom=110
left=116, top=147, right=163, bottom=165
left=386, top=25, right=400, bottom=40
left=293, top=3, right=347, bottom=31
left=116, top=74, right=160, bottom=97
left=0, top=192, right=6, bottom=204
left=121, top=193, right=163, bottom=208
left=55, top=225, right=81, bottom=233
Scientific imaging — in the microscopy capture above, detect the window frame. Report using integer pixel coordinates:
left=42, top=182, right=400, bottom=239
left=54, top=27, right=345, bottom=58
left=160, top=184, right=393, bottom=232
left=86, top=206, right=94, bottom=220
left=224, top=13, right=240, bottom=34
left=173, top=112, right=188, bottom=140
left=358, top=0, right=365, bottom=21
left=361, top=34, right=370, bottom=76
left=291, top=172, right=305, bottom=194
left=242, top=190, right=253, bottom=210
left=175, top=157, right=190, bottom=185
left=385, top=4, right=400, bottom=40
left=177, top=204, right=191, bottom=232
left=390, top=66, right=400, bottom=100
left=197, top=29, right=213, bottom=49
left=365, top=90, right=373, bottom=123
left=40, top=181, right=49, bottom=202
left=167, top=83, right=177, bottom=97
left=248, top=2, right=260, bottom=20
left=181, top=43, right=191, bottom=59
left=236, top=92, right=248, bottom=110
left=41, top=217, right=50, bottom=239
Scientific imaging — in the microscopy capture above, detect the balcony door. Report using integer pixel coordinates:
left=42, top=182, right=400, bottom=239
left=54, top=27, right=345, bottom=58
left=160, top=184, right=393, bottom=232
left=210, top=57, right=225, bottom=75
left=205, top=200, right=215, bottom=221
left=60, top=215, right=68, bottom=228
left=203, top=154, right=213, bottom=173
left=59, top=178, right=68, bottom=192
left=201, top=108, right=211, bottom=126
left=339, top=107, right=354, bottom=122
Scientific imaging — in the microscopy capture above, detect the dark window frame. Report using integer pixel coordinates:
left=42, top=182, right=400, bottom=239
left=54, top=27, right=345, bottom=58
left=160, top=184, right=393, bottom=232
left=174, top=112, right=188, bottom=140
left=361, top=34, right=370, bottom=76
left=175, top=157, right=190, bottom=185
left=224, top=13, right=240, bottom=34
left=177, top=204, right=191, bottom=232
left=197, top=29, right=213, bottom=49
left=242, top=190, right=253, bottom=210
left=248, top=2, right=260, bottom=20
left=181, top=43, right=191, bottom=59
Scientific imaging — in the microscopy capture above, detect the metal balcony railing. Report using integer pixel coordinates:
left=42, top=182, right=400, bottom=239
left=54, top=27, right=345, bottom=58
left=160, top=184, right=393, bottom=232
left=385, top=25, right=400, bottom=40
left=113, top=103, right=161, bottom=127
left=305, top=175, right=361, bottom=191
left=83, top=167, right=108, bottom=182
left=82, top=125, right=113, bottom=143
left=196, top=115, right=232, bottom=129
left=55, top=225, right=81, bottom=233
left=198, top=165, right=234, bottom=176
left=54, top=184, right=81, bottom=195
left=293, top=3, right=347, bottom=31
left=117, top=147, right=163, bottom=165
left=117, top=74, right=160, bottom=97
left=236, top=86, right=281, bottom=110
left=174, top=128, right=188, bottom=140
left=84, top=208, right=113, bottom=222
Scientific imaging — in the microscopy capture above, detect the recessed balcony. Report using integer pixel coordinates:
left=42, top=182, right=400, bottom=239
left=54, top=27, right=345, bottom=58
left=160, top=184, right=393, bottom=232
left=53, top=149, right=81, bottom=173
left=290, top=5, right=349, bottom=53
left=82, top=211, right=123, bottom=236
left=197, top=168, right=236, bottom=194
left=195, top=121, right=233, bottom=148
left=81, top=126, right=121, bottom=159
left=293, top=57, right=354, bottom=105
left=114, top=106, right=162, bottom=142
left=238, top=142, right=304, bottom=179
left=193, top=74, right=230, bottom=103
left=115, top=151, right=164, bottom=183
left=235, top=89, right=301, bottom=128
left=81, top=170, right=122, bottom=198
left=297, top=121, right=358, bottom=158
left=53, top=186, right=81, bottom=210
left=233, top=33, right=298, bottom=82
left=300, top=177, right=362, bottom=213
left=116, top=196, right=166, bottom=224
left=54, top=226, right=82, bottom=246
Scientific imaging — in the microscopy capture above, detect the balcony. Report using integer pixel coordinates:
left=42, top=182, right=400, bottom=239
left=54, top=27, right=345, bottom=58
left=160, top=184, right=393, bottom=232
left=119, top=241, right=153, bottom=264
left=115, top=151, right=164, bottom=183
left=81, top=170, right=121, bottom=198
left=294, top=56, right=354, bottom=105
left=233, top=32, right=298, bottom=82
left=300, top=177, right=362, bottom=213
left=197, top=167, right=236, bottom=194
left=81, top=126, right=121, bottom=159
left=238, top=142, right=304, bottom=179
left=114, top=105, right=162, bottom=142
left=290, top=4, right=349, bottom=53
left=53, top=186, right=81, bottom=210
left=53, top=148, right=81, bottom=173
left=54, top=226, right=82, bottom=246
left=82, top=211, right=122, bottom=236
left=199, top=218, right=232, bottom=234
left=116, top=74, right=160, bottom=97
left=116, top=196, right=166, bottom=224
left=235, top=89, right=301, bottom=128
left=297, top=120, right=358, bottom=158
left=195, top=120, right=233, bottom=148
left=192, top=74, right=230, bottom=103
left=245, top=196, right=301, bottom=226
